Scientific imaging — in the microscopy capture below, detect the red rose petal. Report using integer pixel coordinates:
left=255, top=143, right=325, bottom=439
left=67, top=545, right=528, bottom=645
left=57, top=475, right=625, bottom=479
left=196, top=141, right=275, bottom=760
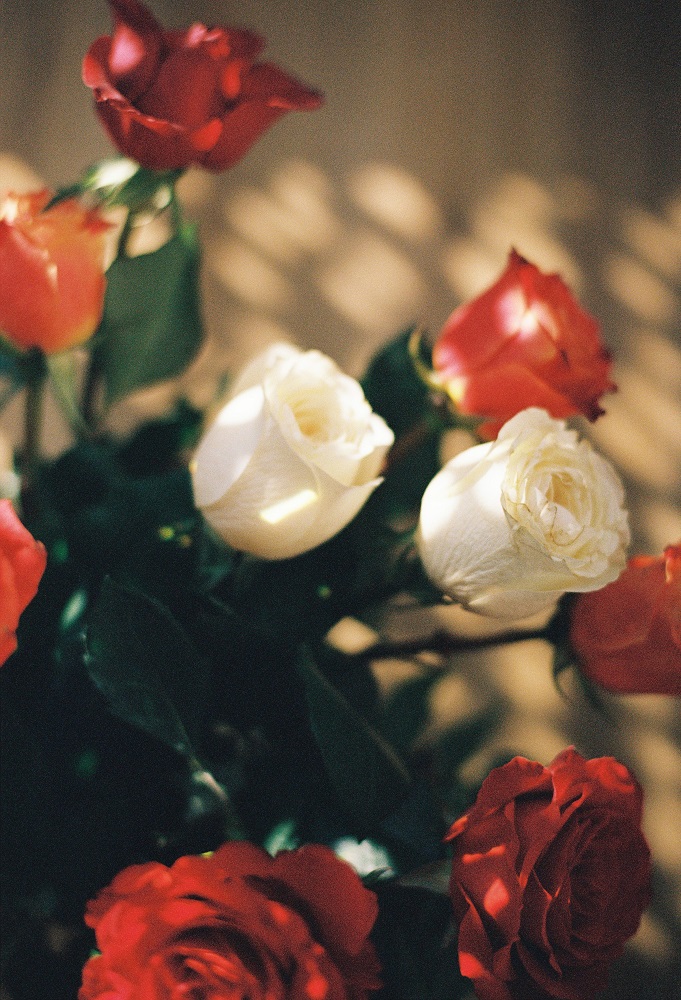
left=136, top=47, right=223, bottom=129
left=107, top=0, right=163, bottom=100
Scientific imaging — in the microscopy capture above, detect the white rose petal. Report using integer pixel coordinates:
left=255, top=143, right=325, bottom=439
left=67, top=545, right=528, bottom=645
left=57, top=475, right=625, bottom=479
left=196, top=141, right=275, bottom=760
left=417, top=408, right=630, bottom=619
left=191, top=344, right=394, bottom=559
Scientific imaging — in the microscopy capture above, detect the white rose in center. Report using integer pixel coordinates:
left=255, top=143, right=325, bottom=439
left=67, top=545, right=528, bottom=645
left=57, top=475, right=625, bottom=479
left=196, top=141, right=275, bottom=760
left=191, top=344, right=394, bottom=559
left=417, top=408, right=630, bottom=619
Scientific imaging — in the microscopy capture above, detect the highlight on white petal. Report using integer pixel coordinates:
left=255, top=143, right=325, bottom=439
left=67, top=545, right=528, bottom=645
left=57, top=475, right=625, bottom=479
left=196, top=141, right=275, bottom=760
left=215, top=385, right=265, bottom=427
left=259, top=489, right=318, bottom=525
left=191, top=385, right=267, bottom=508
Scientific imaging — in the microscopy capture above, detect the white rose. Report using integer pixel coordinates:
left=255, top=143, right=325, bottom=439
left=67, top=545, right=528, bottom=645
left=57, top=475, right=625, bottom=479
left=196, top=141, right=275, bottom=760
left=417, top=408, right=629, bottom=619
left=191, top=344, right=394, bottom=559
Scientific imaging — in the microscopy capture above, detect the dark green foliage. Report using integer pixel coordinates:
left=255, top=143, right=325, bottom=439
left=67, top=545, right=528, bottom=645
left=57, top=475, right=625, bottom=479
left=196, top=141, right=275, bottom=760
left=362, top=328, right=433, bottom=438
left=0, top=325, right=502, bottom=998
left=373, top=884, right=467, bottom=1000
left=98, top=224, right=204, bottom=407
left=85, top=578, right=207, bottom=756
left=362, top=329, right=445, bottom=522
left=298, top=649, right=412, bottom=833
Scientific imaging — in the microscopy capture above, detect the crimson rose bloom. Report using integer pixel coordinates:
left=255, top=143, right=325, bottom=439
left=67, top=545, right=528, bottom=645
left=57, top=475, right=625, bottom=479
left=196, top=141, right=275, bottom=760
left=433, top=250, right=615, bottom=438
left=0, top=500, right=47, bottom=666
left=82, top=0, right=323, bottom=172
left=446, top=748, right=651, bottom=1000
left=570, top=543, right=681, bottom=696
left=79, top=841, right=381, bottom=1000
left=0, top=190, right=110, bottom=354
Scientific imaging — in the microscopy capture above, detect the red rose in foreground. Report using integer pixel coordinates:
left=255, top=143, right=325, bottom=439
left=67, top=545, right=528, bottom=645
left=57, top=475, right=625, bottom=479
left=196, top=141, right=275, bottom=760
left=446, top=748, right=651, bottom=1000
left=0, top=190, right=110, bottom=355
left=570, top=543, right=681, bottom=696
left=82, top=0, right=324, bottom=172
left=0, top=500, right=47, bottom=665
left=80, top=841, right=381, bottom=1000
left=433, top=250, right=615, bottom=438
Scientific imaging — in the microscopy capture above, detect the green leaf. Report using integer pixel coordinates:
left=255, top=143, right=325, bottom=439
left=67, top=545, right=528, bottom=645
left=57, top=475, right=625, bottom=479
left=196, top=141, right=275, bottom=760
left=297, top=649, right=411, bottom=832
left=362, top=329, right=448, bottom=521
left=42, top=183, right=86, bottom=211
left=85, top=578, right=207, bottom=755
left=362, top=328, right=433, bottom=436
left=44, top=161, right=182, bottom=212
left=382, top=674, right=440, bottom=755
left=98, top=224, right=204, bottom=406
left=263, top=820, right=300, bottom=856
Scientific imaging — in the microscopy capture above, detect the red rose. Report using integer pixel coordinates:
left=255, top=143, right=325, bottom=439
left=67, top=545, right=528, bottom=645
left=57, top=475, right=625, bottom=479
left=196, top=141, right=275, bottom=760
left=0, top=190, right=110, bottom=355
left=82, top=0, right=323, bottom=172
left=0, top=500, right=47, bottom=666
left=446, top=748, right=651, bottom=1000
left=570, top=543, right=681, bottom=696
left=79, top=841, right=381, bottom=1000
left=433, top=250, right=615, bottom=439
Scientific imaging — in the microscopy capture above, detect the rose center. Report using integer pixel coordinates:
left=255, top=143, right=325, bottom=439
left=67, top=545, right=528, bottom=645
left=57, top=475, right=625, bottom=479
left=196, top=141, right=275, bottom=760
left=287, top=387, right=337, bottom=441
left=540, top=470, right=585, bottom=544
left=276, top=372, right=368, bottom=449
left=509, top=459, right=588, bottom=549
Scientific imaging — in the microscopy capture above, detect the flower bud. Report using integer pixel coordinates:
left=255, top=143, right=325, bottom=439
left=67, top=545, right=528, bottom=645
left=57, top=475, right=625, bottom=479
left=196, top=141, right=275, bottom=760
left=433, top=250, right=615, bottom=439
left=0, top=189, right=110, bottom=354
left=82, top=0, right=323, bottom=172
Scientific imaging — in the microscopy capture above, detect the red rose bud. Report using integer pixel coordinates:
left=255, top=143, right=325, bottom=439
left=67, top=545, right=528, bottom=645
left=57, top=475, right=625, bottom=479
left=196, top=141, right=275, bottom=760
left=82, top=0, right=324, bottom=172
left=433, top=249, right=615, bottom=438
left=79, top=841, right=381, bottom=1000
left=0, top=190, right=110, bottom=355
left=570, top=543, right=681, bottom=696
left=446, top=748, right=651, bottom=1000
left=0, top=500, right=47, bottom=666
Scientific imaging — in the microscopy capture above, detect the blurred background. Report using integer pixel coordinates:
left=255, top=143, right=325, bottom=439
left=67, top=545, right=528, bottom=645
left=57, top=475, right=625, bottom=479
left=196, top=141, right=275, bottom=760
left=1, top=1, right=680, bottom=997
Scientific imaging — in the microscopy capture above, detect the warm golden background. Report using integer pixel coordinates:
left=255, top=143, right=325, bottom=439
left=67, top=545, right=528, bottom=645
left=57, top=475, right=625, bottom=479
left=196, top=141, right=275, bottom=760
left=1, top=1, right=680, bottom=996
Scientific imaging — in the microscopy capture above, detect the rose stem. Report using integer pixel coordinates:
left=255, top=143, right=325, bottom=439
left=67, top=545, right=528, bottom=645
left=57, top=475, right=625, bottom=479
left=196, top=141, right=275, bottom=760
left=353, top=626, right=551, bottom=661
left=21, top=348, right=46, bottom=513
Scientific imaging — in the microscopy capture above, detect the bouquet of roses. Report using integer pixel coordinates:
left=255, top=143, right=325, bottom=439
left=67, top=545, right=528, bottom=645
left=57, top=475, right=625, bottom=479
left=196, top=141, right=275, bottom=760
left=2, top=2, right=679, bottom=998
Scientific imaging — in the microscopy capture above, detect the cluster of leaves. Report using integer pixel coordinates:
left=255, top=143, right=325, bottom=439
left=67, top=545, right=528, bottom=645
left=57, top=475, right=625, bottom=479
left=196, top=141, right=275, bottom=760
left=1, top=163, right=496, bottom=995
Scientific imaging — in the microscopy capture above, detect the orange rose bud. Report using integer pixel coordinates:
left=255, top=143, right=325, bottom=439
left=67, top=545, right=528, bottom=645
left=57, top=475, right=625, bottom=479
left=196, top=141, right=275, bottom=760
left=570, top=543, right=681, bottom=696
left=433, top=249, right=615, bottom=439
left=0, top=189, right=110, bottom=354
